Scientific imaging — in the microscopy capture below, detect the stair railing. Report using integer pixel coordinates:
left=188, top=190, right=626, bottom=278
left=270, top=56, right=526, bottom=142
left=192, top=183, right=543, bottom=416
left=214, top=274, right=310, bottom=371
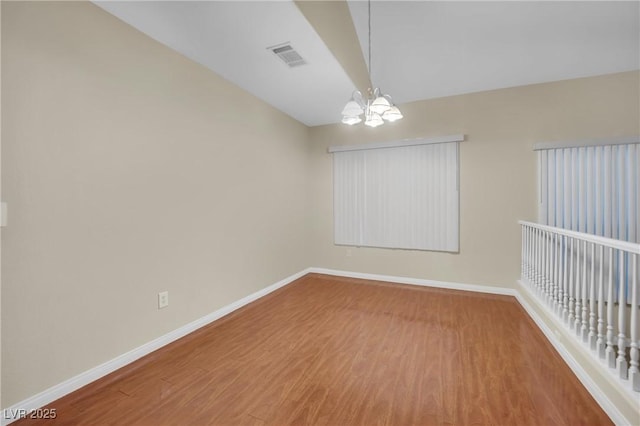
left=520, top=220, right=640, bottom=392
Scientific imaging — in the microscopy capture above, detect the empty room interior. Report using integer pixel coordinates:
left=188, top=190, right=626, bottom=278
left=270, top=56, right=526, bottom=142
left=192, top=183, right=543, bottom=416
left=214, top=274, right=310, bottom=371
left=1, top=1, right=639, bottom=425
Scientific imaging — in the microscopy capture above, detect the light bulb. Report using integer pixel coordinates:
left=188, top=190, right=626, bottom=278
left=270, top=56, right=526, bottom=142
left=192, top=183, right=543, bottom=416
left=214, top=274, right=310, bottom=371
left=364, top=112, right=384, bottom=127
left=341, top=100, right=364, bottom=117
left=342, top=115, right=362, bottom=125
left=382, top=106, right=403, bottom=122
left=369, top=95, right=391, bottom=115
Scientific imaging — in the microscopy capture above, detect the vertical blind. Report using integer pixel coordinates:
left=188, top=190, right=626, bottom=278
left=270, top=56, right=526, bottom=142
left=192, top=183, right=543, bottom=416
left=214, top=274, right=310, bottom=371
left=537, top=141, right=639, bottom=243
left=332, top=138, right=460, bottom=252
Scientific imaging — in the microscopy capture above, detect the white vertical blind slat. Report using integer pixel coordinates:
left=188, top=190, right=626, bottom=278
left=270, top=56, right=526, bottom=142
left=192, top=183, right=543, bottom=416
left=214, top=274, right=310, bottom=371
left=625, top=144, right=637, bottom=243
left=612, top=145, right=620, bottom=240
left=547, top=150, right=555, bottom=226
left=434, top=143, right=443, bottom=249
left=563, top=148, right=572, bottom=231
left=555, top=149, right=564, bottom=228
left=578, top=147, right=585, bottom=233
left=595, top=146, right=603, bottom=237
left=447, top=142, right=459, bottom=251
left=604, top=145, right=612, bottom=239
left=539, top=143, right=639, bottom=244
left=540, top=150, right=548, bottom=225
left=587, top=147, right=595, bottom=235
left=571, top=148, right=579, bottom=231
left=334, top=142, right=459, bottom=252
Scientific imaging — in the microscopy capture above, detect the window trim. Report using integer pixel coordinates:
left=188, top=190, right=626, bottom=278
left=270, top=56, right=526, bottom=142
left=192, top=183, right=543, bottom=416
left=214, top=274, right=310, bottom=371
left=328, top=134, right=465, bottom=153
left=533, top=136, right=638, bottom=151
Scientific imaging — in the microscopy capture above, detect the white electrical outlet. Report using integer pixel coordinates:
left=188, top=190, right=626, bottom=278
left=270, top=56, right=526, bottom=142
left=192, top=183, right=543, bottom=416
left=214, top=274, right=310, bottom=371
left=158, top=291, right=169, bottom=309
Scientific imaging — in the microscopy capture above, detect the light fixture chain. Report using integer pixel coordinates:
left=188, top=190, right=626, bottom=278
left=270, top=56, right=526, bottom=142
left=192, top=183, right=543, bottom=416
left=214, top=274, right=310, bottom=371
left=368, top=0, right=371, bottom=84
left=341, top=0, right=402, bottom=126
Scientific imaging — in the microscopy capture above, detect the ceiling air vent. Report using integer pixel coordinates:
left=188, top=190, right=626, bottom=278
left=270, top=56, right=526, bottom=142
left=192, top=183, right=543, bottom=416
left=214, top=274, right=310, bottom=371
left=268, top=43, right=307, bottom=68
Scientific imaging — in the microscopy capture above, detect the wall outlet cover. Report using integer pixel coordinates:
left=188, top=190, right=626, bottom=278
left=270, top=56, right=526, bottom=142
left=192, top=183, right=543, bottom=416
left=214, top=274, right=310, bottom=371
left=158, top=291, right=169, bottom=309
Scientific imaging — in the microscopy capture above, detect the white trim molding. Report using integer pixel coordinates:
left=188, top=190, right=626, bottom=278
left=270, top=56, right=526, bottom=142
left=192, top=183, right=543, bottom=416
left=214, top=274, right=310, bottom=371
left=308, top=267, right=514, bottom=296
left=533, top=135, right=639, bottom=151
left=328, top=134, right=465, bottom=153
left=0, top=268, right=312, bottom=426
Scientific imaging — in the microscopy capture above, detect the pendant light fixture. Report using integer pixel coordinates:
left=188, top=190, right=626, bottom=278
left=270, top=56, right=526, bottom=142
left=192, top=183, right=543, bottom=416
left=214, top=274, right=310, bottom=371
left=341, top=0, right=402, bottom=127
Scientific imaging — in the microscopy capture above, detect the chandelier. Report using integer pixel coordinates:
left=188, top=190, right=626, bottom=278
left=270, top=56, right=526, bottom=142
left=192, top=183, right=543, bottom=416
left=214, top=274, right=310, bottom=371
left=341, top=0, right=403, bottom=127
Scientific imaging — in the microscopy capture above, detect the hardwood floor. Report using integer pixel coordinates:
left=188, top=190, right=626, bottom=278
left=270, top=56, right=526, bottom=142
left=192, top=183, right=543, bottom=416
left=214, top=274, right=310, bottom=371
left=15, top=273, right=612, bottom=425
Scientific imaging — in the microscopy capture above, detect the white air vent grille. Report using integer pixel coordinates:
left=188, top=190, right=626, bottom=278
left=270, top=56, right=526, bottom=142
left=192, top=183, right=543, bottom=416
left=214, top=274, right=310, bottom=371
left=269, top=43, right=307, bottom=68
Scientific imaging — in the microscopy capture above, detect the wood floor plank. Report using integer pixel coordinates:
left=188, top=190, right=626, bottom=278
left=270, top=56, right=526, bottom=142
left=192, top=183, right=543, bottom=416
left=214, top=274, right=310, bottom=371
left=13, top=274, right=613, bottom=425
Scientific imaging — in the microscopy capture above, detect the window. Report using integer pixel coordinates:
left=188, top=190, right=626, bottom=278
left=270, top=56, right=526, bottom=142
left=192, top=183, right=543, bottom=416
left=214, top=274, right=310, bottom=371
left=536, top=137, right=639, bottom=302
left=536, top=137, right=639, bottom=243
left=330, top=135, right=463, bottom=252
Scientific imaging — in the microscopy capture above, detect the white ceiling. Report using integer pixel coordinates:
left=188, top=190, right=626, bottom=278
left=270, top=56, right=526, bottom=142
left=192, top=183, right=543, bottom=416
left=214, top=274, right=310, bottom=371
left=348, top=1, right=640, bottom=104
left=94, top=1, right=356, bottom=126
left=95, top=1, right=639, bottom=127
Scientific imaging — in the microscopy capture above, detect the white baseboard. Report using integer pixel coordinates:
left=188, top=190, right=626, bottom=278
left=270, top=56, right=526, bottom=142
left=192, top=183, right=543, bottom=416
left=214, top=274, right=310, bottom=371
left=1, top=268, right=312, bottom=426
left=514, top=280, right=631, bottom=426
left=308, top=267, right=516, bottom=296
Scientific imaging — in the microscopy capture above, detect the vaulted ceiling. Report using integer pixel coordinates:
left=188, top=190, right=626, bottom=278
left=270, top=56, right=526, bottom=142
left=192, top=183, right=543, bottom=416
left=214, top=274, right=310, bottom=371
left=95, top=1, right=640, bottom=127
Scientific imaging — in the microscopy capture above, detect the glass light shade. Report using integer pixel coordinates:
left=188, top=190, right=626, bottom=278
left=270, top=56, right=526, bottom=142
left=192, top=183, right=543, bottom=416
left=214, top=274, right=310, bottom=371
left=342, top=115, right=362, bottom=125
left=341, top=100, right=364, bottom=117
left=364, top=112, right=384, bottom=128
left=369, top=96, right=391, bottom=115
left=382, top=106, right=403, bottom=122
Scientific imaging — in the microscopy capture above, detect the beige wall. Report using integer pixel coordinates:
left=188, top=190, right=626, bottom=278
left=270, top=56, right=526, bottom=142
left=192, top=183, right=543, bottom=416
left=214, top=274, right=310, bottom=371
left=1, top=2, right=311, bottom=406
left=309, top=71, right=640, bottom=287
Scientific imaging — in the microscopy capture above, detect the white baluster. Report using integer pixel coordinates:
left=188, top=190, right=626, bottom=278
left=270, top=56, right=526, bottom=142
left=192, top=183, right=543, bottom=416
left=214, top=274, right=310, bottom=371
left=617, top=250, right=628, bottom=380
left=540, top=231, right=549, bottom=301
left=530, top=226, right=535, bottom=283
left=542, top=230, right=547, bottom=299
left=549, top=233, right=558, bottom=312
left=529, top=226, right=534, bottom=283
left=525, top=226, right=532, bottom=285
left=521, top=225, right=525, bottom=281
left=606, top=247, right=616, bottom=368
left=562, top=235, right=569, bottom=322
left=596, top=244, right=606, bottom=359
left=546, top=231, right=552, bottom=305
left=550, top=232, right=556, bottom=307
left=537, top=229, right=543, bottom=295
left=574, top=240, right=582, bottom=332
left=581, top=240, right=588, bottom=341
left=568, top=238, right=576, bottom=329
left=532, top=228, right=537, bottom=289
left=629, top=254, right=639, bottom=391
left=527, top=226, right=533, bottom=283
left=552, top=233, right=559, bottom=311
left=543, top=230, right=549, bottom=299
left=519, top=223, right=640, bottom=392
left=531, top=228, right=537, bottom=289
left=588, top=242, right=597, bottom=349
